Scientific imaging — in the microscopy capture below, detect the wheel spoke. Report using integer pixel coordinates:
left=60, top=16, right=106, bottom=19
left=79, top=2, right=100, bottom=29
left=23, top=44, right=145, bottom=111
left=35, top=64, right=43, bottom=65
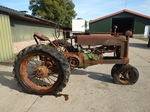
left=28, top=61, right=36, bottom=68
left=41, top=79, right=44, bottom=87
left=26, top=69, right=36, bottom=73
left=43, top=78, right=49, bottom=87
left=49, top=73, right=58, bottom=78
left=48, top=76, right=56, bottom=83
left=47, top=77, right=53, bottom=85
left=31, top=55, right=40, bottom=66
left=29, top=75, right=36, bottom=80
left=36, top=78, right=41, bottom=86
left=33, top=78, right=37, bottom=85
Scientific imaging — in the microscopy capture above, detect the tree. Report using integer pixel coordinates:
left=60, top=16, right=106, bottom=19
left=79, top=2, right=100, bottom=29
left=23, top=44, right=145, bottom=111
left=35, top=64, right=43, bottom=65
left=85, top=20, right=89, bottom=30
left=29, top=0, right=77, bottom=27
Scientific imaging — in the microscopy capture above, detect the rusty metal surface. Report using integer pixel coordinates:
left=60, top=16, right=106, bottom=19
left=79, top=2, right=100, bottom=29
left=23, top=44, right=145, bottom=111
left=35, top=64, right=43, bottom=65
left=125, top=30, right=132, bottom=37
left=76, top=35, right=123, bottom=46
left=34, top=32, right=50, bottom=41
left=63, top=50, right=129, bottom=68
left=20, top=52, right=62, bottom=94
left=63, top=52, right=84, bottom=68
left=32, top=32, right=130, bottom=70
left=118, top=70, right=136, bottom=84
left=83, top=58, right=129, bottom=67
left=32, top=31, right=130, bottom=69
left=33, top=32, right=57, bottom=48
left=61, top=35, right=130, bottom=68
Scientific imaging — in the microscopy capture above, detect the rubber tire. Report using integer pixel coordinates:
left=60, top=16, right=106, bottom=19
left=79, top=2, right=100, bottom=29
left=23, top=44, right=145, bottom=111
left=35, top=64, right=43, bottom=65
left=13, top=44, right=70, bottom=95
left=111, top=64, right=122, bottom=78
left=113, top=64, right=139, bottom=85
left=50, top=39, right=75, bottom=52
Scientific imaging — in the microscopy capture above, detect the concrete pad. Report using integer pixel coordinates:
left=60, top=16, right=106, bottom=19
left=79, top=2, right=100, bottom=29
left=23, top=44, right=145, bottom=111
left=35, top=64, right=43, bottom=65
left=0, top=38, right=150, bottom=112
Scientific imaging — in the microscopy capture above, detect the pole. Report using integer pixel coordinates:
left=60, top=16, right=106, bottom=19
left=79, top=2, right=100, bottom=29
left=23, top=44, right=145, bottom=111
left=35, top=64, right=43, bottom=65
left=148, top=37, right=150, bottom=47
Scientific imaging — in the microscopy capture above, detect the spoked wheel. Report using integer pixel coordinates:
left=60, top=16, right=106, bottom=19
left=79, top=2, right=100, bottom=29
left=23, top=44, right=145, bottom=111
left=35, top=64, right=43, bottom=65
left=113, top=64, right=139, bottom=85
left=13, top=44, right=70, bottom=95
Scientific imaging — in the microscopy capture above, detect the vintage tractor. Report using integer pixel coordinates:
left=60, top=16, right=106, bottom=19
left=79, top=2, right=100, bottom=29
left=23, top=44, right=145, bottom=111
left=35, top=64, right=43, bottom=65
left=13, top=21, right=139, bottom=95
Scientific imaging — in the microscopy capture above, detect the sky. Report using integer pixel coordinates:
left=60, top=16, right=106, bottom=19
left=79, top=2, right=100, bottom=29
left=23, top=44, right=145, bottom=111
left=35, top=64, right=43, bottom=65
left=1, top=0, right=150, bottom=22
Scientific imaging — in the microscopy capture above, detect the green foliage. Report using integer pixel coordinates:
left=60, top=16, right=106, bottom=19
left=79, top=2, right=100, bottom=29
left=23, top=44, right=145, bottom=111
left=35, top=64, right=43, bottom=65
left=29, top=0, right=77, bottom=27
left=85, top=21, right=88, bottom=29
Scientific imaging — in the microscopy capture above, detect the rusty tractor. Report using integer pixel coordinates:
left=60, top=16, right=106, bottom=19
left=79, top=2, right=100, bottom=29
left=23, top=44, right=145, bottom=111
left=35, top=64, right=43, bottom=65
left=13, top=27, right=139, bottom=95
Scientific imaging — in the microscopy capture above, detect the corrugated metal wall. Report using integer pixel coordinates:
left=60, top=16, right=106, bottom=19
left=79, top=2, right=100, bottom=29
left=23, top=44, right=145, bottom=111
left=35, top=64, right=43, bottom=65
left=134, top=17, right=150, bottom=34
left=90, top=18, right=111, bottom=33
left=10, top=18, right=63, bottom=42
left=0, top=13, right=14, bottom=62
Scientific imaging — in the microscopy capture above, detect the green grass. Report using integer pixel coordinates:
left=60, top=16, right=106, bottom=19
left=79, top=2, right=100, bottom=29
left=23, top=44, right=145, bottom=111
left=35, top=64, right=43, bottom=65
left=13, top=53, right=18, bottom=59
left=137, top=38, right=149, bottom=42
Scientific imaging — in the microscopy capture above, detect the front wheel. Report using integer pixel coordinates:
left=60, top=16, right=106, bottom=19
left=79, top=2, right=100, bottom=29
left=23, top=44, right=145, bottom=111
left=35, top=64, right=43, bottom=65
left=111, top=64, right=122, bottom=78
left=13, top=44, right=70, bottom=95
left=113, top=64, right=139, bottom=85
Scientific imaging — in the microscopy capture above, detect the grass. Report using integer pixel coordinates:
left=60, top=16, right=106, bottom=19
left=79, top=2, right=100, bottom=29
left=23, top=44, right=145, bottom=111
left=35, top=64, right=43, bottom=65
left=14, top=53, right=18, bottom=59
left=136, top=37, right=149, bottom=42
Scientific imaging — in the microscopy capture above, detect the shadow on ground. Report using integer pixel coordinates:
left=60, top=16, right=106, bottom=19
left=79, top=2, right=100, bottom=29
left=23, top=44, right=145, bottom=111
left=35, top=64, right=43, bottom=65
left=0, top=59, right=14, bottom=67
left=129, top=43, right=149, bottom=49
left=71, top=69, right=114, bottom=84
left=0, top=71, right=22, bottom=92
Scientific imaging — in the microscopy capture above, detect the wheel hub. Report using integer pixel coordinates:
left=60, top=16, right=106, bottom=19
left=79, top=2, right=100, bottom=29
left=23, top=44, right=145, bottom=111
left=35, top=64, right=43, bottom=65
left=35, top=65, right=49, bottom=78
left=68, top=57, right=79, bottom=68
left=119, top=71, right=134, bottom=84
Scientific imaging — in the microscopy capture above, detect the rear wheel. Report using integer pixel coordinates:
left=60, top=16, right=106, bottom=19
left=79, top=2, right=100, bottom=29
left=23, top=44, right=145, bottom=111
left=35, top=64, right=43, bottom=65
left=113, top=64, right=139, bottom=85
left=13, top=44, right=70, bottom=95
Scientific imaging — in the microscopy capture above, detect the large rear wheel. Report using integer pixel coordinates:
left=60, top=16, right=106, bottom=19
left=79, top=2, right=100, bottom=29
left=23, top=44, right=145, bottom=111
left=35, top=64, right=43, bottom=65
left=13, top=44, right=70, bottom=95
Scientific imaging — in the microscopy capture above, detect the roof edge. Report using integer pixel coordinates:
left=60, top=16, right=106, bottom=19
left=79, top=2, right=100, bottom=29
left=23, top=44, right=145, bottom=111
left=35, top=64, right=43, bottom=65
left=89, top=9, right=150, bottom=23
left=0, top=5, right=67, bottom=28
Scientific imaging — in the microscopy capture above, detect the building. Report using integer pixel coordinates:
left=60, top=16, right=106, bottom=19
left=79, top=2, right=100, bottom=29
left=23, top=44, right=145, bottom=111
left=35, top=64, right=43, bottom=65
left=89, top=9, right=150, bottom=36
left=0, top=5, right=65, bottom=62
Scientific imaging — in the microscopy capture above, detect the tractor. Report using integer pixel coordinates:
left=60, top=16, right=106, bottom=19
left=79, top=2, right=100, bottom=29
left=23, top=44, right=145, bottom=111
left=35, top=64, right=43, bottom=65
left=13, top=19, right=139, bottom=95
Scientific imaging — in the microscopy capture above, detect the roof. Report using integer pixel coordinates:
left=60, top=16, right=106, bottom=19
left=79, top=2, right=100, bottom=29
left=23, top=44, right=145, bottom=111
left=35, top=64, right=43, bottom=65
left=89, top=9, right=150, bottom=23
left=0, top=5, right=65, bottom=28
